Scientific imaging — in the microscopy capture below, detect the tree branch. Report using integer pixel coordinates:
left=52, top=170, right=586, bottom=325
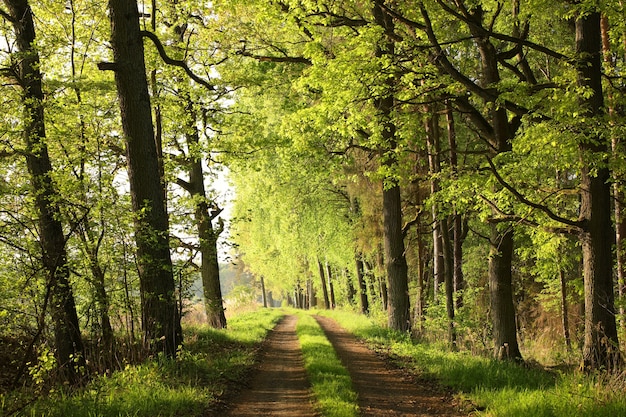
left=484, top=155, right=584, bottom=229
left=140, top=30, right=215, bottom=90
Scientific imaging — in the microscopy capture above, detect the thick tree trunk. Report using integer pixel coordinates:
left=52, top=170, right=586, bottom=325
left=383, top=183, right=411, bottom=331
left=374, top=3, right=411, bottom=332
left=473, top=12, right=523, bottom=361
left=576, top=11, right=620, bottom=371
left=107, top=0, right=181, bottom=356
left=5, top=0, right=85, bottom=383
left=489, top=229, right=521, bottom=359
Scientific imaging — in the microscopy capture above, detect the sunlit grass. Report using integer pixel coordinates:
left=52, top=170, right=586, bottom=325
left=295, top=312, right=359, bottom=417
left=319, top=309, right=626, bottom=417
left=7, top=308, right=284, bottom=417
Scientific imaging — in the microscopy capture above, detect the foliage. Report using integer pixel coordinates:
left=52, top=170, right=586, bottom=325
left=321, top=309, right=626, bottom=417
left=2, top=309, right=283, bottom=417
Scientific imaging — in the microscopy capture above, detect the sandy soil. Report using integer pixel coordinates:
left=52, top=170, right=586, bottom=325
left=221, top=314, right=465, bottom=417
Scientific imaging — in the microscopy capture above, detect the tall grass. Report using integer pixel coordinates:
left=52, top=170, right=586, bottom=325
left=4, top=308, right=284, bottom=417
left=320, top=309, right=626, bottom=417
left=295, top=312, right=359, bottom=417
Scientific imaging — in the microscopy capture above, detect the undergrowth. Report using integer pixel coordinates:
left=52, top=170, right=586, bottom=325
left=295, top=312, right=359, bottom=417
left=319, top=309, right=626, bottom=417
left=1, top=308, right=284, bottom=417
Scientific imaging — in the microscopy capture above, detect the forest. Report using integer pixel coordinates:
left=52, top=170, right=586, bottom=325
left=0, top=0, right=625, bottom=415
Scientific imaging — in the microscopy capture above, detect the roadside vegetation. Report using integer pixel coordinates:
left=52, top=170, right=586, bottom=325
left=320, top=309, right=626, bottom=417
left=1, top=309, right=284, bottom=417
left=295, top=312, right=359, bottom=417
left=3, top=308, right=625, bottom=417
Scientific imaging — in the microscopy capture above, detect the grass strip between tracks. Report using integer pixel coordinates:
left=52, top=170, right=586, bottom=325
left=295, top=312, right=359, bottom=417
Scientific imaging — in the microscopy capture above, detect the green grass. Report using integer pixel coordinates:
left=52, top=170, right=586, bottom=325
left=4, top=308, right=284, bottom=417
left=295, top=312, right=359, bottom=417
left=319, top=309, right=626, bottom=417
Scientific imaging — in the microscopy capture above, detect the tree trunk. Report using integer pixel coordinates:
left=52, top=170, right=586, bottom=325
left=4, top=0, right=86, bottom=383
left=440, top=217, right=457, bottom=349
left=107, top=0, right=181, bottom=356
left=472, top=10, right=523, bottom=361
left=374, top=3, right=411, bottom=332
left=318, top=259, right=331, bottom=309
left=601, top=14, right=626, bottom=332
left=377, top=247, right=388, bottom=311
left=355, top=255, right=369, bottom=314
left=260, top=276, right=267, bottom=308
left=184, top=100, right=226, bottom=329
left=446, top=104, right=465, bottom=309
left=559, top=268, right=572, bottom=351
left=426, top=111, right=444, bottom=302
left=576, top=11, right=620, bottom=371
left=326, top=263, right=336, bottom=309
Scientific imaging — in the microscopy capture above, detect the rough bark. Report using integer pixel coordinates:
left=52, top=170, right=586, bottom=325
left=184, top=100, right=226, bottom=329
left=374, top=2, right=411, bottom=332
left=4, top=0, right=86, bottom=383
left=107, top=0, right=181, bottom=356
left=471, top=7, right=523, bottom=361
left=576, top=11, right=620, bottom=371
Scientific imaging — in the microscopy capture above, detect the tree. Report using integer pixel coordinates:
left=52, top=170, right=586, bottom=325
left=2, top=0, right=86, bottom=382
left=103, top=0, right=181, bottom=356
left=575, top=9, right=619, bottom=371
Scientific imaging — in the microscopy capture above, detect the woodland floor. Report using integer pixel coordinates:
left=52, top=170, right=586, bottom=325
left=218, top=314, right=466, bottom=417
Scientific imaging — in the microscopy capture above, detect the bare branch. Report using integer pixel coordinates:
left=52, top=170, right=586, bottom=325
left=140, top=30, right=215, bottom=90
left=484, top=155, right=584, bottom=229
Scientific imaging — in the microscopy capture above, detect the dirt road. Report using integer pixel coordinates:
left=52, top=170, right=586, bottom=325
left=223, top=314, right=463, bottom=417
left=223, top=315, right=318, bottom=416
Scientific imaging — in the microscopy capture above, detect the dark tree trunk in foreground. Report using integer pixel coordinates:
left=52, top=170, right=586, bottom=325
left=472, top=9, right=523, bottom=361
left=4, top=0, right=85, bottom=383
left=106, top=0, right=181, bottom=356
left=575, top=11, right=620, bottom=371
left=374, top=2, right=411, bottom=332
left=489, top=229, right=520, bottom=359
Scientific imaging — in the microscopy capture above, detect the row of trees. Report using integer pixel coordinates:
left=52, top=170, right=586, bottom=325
left=219, top=0, right=626, bottom=371
left=1, top=0, right=624, bottom=390
left=0, top=0, right=227, bottom=385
